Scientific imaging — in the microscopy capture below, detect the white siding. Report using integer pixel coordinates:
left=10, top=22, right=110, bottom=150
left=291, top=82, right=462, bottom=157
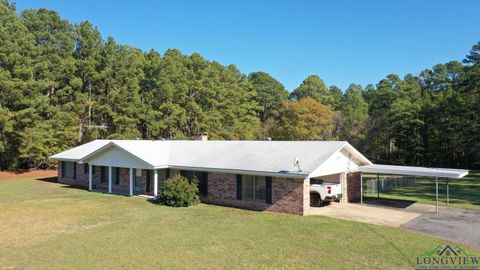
left=85, top=146, right=154, bottom=169
left=308, top=149, right=361, bottom=178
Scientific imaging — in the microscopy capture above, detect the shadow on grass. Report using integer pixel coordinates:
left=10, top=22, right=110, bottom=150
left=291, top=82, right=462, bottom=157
left=35, top=176, right=58, bottom=183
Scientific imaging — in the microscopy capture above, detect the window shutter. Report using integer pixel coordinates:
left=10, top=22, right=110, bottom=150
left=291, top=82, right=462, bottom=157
left=61, top=162, right=65, bottom=178
left=146, top=170, right=151, bottom=193
left=236, top=174, right=242, bottom=200
left=101, top=166, right=105, bottom=183
left=203, top=172, right=208, bottom=196
left=92, top=166, right=96, bottom=175
left=115, top=167, right=120, bottom=185
left=166, top=169, right=170, bottom=179
left=266, top=177, right=272, bottom=204
left=73, top=162, right=77, bottom=180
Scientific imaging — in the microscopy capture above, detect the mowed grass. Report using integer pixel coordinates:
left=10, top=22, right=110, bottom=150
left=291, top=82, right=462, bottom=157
left=364, top=171, right=480, bottom=210
left=0, top=178, right=477, bottom=270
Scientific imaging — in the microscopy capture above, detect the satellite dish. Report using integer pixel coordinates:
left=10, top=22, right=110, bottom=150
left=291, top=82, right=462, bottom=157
left=294, top=158, right=302, bottom=172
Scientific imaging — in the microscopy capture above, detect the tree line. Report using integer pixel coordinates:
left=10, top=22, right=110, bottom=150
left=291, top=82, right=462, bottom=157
left=0, top=1, right=478, bottom=170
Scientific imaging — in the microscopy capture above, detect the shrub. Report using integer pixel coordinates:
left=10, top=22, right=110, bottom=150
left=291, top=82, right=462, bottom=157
left=157, top=175, right=200, bottom=207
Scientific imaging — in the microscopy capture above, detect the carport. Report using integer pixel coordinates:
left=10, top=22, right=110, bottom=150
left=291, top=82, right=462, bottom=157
left=358, top=164, right=469, bottom=213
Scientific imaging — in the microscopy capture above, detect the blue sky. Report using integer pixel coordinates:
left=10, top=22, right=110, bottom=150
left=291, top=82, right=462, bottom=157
left=14, top=0, right=480, bottom=91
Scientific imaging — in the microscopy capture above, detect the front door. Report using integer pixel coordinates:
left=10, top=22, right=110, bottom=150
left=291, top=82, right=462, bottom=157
left=135, top=169, right=142, bottom=194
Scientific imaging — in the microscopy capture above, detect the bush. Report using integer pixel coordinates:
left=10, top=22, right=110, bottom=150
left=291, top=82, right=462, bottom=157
left=156, top=175, right=200, bottom=207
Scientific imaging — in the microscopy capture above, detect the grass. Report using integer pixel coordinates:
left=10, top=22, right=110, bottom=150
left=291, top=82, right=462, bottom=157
left=0, top=177, right=478, bottom=269
left=363, top=170, right=480, bottom=210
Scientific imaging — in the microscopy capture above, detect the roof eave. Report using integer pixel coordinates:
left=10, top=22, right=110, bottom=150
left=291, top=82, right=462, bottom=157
left=165, top=165, right=308, bottom=179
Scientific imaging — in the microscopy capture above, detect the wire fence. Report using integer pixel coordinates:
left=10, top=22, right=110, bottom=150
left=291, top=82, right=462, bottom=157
left=365, top=175, right=416, bottom=195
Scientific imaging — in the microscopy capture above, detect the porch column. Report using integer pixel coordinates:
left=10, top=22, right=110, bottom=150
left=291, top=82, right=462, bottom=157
left=340, top=172, right=347, bottom=203
left=129, top=168, right=133, bottom=196
left=108, top=166, right=112, bottom=194
left=153, top=169, right=158, bottom=198
left=88, top=164, right=93, bottom=191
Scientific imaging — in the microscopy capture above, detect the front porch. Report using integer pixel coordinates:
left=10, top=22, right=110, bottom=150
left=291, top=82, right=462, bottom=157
left=86, top=165, right=168, bottom=198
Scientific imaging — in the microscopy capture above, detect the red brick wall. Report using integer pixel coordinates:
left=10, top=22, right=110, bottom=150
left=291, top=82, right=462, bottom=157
left=57, top=162, right=89, bottom=188
left=57, top=163, right=308, bottom=215
left=203, top=172, right=307, bottom=215
left=346, top=172, right=361, bottom=202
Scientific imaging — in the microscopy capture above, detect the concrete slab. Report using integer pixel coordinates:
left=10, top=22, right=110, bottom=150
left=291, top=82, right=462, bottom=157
left=308, top=203, right=421, bottom=228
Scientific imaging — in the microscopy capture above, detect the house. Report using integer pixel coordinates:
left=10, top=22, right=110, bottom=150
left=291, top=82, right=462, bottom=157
left=49, top=139, right=373, bottom=215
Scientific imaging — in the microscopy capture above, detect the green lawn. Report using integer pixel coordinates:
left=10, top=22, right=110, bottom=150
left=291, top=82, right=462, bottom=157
left=363, top=170, right=480, bottom=210
left=0, top=177, right=478, bottom=269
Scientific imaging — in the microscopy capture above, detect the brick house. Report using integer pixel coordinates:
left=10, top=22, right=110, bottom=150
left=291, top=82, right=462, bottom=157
left=50, top=139, right=372, bottom=216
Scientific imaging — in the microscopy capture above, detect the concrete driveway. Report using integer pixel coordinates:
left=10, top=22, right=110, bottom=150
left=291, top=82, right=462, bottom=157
left=308, top=203, right=421, bottom=228
left=309, top=203, right=480, bottom=249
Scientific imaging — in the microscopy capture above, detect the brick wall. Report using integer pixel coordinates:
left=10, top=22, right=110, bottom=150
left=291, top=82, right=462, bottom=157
left=57, top=163, right=309, bottom=215
left=346, top=172, right=361, bottom=202
left=203, top=172, right=307, bottom=216
left=57, top=162, right=89, bottom=188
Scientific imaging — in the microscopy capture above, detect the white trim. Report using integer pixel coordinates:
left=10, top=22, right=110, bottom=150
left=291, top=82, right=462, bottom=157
left=129, top=168, right=133, bottom=196
left=153, top=170, right=158, bottom=197
left=358, top=164, right=469, bottom=179
left=88, top=164, right=93, bottom=191
left=108, top=166, right=112, bottom=194
left=166, top=165, right=307, bottom=179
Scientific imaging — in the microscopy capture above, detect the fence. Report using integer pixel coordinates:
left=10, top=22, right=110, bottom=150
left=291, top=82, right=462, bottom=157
left=365, top=175, right=416, bottom=195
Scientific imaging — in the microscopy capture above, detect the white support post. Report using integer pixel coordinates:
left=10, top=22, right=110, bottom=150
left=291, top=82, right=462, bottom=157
left=88, top=164, right=93, bottom=191
left=340, top=173, right=347, bottom=203
left=108, top=166, right=112, bottom=194
left=154, top=170, right=158, bottom=198
left=446, top=179, right=449, bottom=206
left=129, top=168, right=133, bottom=196
left=360, top=173, right=363, bottom=204
left=435, top=177, right=439, bottom=214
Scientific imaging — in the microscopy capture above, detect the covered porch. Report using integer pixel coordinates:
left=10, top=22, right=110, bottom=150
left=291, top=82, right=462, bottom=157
left=85, top=165, right=168, bottom=197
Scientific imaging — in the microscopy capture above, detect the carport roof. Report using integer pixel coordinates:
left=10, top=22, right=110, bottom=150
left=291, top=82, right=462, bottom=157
left=358, top=164, right=468, bottom=179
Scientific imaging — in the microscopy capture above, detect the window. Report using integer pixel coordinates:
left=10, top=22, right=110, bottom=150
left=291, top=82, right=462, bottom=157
left=242, top=175, right=266, bottom=201
left=180, top=170, right=208, bottom=196
left=100, top=166, right=109, bottom=183
left=112, top=167, right=120, bottom=185
left=63, top=162, right=76, bottom=179
left=146, top=170, right=152, bottom=193
left=157, top=169, right=167, bottom=188
left=180, top=170, right=195, bottom=182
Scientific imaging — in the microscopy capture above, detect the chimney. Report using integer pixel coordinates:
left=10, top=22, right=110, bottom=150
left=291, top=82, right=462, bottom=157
left=195, top=132, right=208, bottom=141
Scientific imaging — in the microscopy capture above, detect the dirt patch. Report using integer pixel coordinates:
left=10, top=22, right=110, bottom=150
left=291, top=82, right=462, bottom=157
left=0, top=170, right=57, bottom=180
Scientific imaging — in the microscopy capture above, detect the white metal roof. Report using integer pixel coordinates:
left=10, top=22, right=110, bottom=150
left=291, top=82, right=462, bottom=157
left=358, top=164, right=469, bottom=179
left=49, top=140, right=372, bottom=178
left=49, top=140, right=112, bottom=161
